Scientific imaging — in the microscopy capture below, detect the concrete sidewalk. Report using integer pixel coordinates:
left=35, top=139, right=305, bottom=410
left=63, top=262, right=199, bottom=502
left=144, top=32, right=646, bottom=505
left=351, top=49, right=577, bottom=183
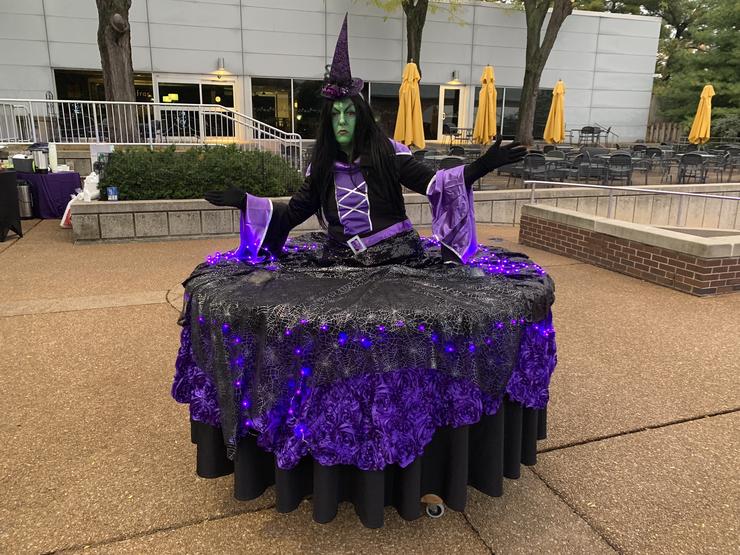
left=1, top=221, right=737, bottom=554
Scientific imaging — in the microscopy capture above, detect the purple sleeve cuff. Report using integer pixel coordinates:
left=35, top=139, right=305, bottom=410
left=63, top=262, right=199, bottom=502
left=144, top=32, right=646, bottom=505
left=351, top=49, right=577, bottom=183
left=235, top=193, right=274, bottom=261
left=426, top=165, right=477, bottom=264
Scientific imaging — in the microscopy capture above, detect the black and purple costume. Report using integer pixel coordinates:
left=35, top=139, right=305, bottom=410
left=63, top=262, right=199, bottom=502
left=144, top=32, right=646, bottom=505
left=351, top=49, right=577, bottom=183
left=172, top=140, right=556, bottom=527
left=238, top=140, right=477, bottom=265
left=172, top=13, right=555, bottom=528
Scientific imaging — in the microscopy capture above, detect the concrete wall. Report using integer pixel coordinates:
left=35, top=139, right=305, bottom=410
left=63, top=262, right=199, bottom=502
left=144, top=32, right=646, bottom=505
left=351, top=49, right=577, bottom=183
left=519, top=204, right=740, bottom=296
left=71, top=183, right=740, bottom=243
left=0, top=0, right=660, bottom=140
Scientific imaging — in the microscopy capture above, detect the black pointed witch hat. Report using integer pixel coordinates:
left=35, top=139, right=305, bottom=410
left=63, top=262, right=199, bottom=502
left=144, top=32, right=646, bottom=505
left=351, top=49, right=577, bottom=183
left=320, top=14, right=364, bottom=99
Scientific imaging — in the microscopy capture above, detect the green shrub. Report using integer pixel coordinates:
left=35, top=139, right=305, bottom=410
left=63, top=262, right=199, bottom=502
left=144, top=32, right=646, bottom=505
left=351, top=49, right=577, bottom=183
left=712, top=109, right=740, bottom=139
left=99, top=145, right=303, bottom=200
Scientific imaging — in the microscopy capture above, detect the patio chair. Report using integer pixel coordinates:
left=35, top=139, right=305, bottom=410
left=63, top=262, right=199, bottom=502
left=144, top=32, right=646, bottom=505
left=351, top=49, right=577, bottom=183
left=546, top=150, right=566, bottom=159
left=631, top=144, right=647, bottom=156
left=449, top=145, right=465, bottom=156
left=442, top=123, right=457, bottom=146
left=605, top=152, right=633, bottom=185
left=706, top=152, right=730, bottom=182
left=412, top=149, right=428, bottom=161
left=580, top=151, right=607, bottom=183
left=579, top=126, right=598, bottom=145
left=677, top=153, right=707, bottom=184
left=548, top=153, right=584, bottom=182
left=438, top=156, right=465, bottom=170
left=542, top=145, right=556, bottom=154
left=660, top=156, right=679, bottom=184
left=522, top=153, right=549, bottom=183
left=581, top=146, right=609, bottom=157
left=463, top=146, right=482, bottom=163
left=726, top=147, right=740, bottom=181
left=497, top=162, right=523, bottom=186
left=632, top=148, right=662, bottom=185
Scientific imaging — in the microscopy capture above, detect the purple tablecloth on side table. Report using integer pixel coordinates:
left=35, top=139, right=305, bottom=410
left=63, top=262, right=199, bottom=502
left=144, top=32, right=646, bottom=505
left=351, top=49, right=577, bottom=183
left=16, top=172, right=81, bottom=219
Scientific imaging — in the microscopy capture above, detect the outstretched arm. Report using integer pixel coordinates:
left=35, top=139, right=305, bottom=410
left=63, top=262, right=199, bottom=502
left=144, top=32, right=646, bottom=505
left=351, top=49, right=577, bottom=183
left=397, top=137, right=527, bottom=194
left=463, top=137, right=527, bottom=186
left=204, top=176, right=320, bottom=258
left=395, top=139, right=526, bottom=265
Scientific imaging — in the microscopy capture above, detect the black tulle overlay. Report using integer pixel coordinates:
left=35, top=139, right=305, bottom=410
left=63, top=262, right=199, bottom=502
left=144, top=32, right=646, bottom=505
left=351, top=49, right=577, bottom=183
left=173, top=231, right=556, bottom=527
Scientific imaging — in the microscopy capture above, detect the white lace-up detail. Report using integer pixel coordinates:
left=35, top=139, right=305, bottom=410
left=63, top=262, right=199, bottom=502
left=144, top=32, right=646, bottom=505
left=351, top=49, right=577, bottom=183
left=335, top=178, right=372, bottom=232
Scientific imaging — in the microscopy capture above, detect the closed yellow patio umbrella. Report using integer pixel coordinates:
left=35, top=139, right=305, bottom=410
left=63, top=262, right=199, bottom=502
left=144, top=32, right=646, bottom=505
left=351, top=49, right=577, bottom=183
left=543, top=80, right=566, bottom=144
left=472, top=65, right=497, bottom=144
left=688, top=84, right=715, bottom=145
left=394, top=62, right=425, bottom=149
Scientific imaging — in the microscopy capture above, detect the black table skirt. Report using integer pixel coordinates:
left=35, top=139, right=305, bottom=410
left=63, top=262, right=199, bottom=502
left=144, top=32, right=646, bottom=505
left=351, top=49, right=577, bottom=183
left=190, top=397, right=547, bottom=528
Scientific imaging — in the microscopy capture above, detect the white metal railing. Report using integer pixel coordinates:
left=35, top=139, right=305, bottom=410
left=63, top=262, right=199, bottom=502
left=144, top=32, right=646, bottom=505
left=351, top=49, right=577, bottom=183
left=0, top=98, right=304, bottom=171
left=524, top=180, right=740, bottom=227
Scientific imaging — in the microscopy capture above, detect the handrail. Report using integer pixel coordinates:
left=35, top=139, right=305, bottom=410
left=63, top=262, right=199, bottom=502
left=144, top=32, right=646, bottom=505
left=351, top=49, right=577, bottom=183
left=524, top=179, right=740, bottom=227
left=0, top=98, right=304, bottom=172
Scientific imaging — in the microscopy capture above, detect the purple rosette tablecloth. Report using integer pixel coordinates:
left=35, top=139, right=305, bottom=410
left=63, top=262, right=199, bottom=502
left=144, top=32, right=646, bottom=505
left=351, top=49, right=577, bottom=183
left=173, top=231, right=556, bottom=527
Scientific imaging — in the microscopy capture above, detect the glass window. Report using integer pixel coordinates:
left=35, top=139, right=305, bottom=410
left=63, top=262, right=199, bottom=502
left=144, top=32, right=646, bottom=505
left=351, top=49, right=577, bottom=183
left=251, top=78, right=292, bottom=134
left=202, top=83, right=234, bottom=108
left=497, top=87, right=552, bottom=140
left=202, top=83, right=235, bottom=137
left=419, top=84, right=440, bottom=141
left=501, top=87, right=521, bottom=139
left=368, top=82, right=439, bottom=140
left=158, top=83, right=200, bottom=137
left=533, top=89, right=553, bottom=140
left=368, top=82, right=398, bottom=137
left=473, top=85, right=503, bottom=136
left=158, top=82, right=199, bottom=104
left=54, top=69, right=152, bottom=102
left=292, top=79, right=323, bottom=139
left=442, top=88, right=461, bottom=129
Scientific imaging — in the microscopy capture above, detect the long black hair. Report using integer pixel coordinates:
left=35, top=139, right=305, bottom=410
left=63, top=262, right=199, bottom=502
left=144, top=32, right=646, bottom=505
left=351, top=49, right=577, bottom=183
left=309, top=94, right=399, bottom=213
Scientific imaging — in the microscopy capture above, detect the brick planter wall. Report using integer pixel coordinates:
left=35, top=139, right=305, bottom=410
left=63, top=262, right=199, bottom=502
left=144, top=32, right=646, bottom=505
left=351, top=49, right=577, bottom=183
left=519, top=206, right=740, bottom=297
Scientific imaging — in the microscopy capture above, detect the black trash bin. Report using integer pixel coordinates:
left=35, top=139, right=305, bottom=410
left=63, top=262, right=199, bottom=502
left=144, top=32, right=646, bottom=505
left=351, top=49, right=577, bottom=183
left=0, top=170, right=22, bottom=241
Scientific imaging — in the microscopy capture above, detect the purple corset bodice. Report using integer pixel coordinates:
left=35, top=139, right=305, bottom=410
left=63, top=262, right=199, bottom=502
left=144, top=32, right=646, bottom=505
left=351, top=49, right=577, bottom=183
left=334, top=161, right=371, bottom=237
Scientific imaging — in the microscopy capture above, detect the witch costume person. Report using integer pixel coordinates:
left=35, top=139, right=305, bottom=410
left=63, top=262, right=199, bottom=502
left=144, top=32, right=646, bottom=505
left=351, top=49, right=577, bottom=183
left=173, top=15, right=557, bottom=528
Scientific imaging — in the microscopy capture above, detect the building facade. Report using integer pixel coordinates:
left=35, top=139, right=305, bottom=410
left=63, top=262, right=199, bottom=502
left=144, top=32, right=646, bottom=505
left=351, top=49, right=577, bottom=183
left=0, top=0, right=661, bottom=142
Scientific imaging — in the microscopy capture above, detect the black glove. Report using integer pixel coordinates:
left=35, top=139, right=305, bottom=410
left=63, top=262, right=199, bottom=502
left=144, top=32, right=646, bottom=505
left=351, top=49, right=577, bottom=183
left=204, top=187, right=246, bottom=209
left=464, top=136, right=528, bottom=186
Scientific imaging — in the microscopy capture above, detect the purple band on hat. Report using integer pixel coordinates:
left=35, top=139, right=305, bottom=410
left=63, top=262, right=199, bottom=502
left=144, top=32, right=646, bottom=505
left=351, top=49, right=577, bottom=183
left=321, top=79, right=364, bottom=100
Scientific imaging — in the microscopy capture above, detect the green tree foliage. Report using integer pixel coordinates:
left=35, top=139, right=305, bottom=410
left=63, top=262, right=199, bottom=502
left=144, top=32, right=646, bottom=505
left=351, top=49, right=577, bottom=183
left=578, top=0, right=739, bottom=132
left=99, top=145, right=303, bottom=200
left=654, top=0, right=739, bottom=130
left=574, top=0, right=641, bottom=13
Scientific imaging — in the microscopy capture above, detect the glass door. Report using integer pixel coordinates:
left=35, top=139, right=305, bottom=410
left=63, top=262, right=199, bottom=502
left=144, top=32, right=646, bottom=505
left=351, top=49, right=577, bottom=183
left=154, top=77, right=237, bottom=140
left=201, top=81, right=235, bottom=137
left=437, top=86, right=463, bottom=142
left=158, top=82, right=201, bottom=139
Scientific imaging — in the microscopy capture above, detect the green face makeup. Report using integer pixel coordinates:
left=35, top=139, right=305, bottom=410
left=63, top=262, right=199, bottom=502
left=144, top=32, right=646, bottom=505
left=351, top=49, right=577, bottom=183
left=332, top=98, right=356, bottom=149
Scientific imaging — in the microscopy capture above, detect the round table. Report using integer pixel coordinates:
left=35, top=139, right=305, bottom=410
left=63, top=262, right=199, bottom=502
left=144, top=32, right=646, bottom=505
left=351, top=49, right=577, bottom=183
left=172, top=233, right=557, bottom=527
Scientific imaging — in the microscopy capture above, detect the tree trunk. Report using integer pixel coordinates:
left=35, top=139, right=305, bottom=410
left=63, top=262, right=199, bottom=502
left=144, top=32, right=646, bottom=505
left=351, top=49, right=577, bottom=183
left=403, top=0, right=429, bottom=76
left=516, top=0, right=573, bottom=145
left=96, top=0, right=138, bottom=142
